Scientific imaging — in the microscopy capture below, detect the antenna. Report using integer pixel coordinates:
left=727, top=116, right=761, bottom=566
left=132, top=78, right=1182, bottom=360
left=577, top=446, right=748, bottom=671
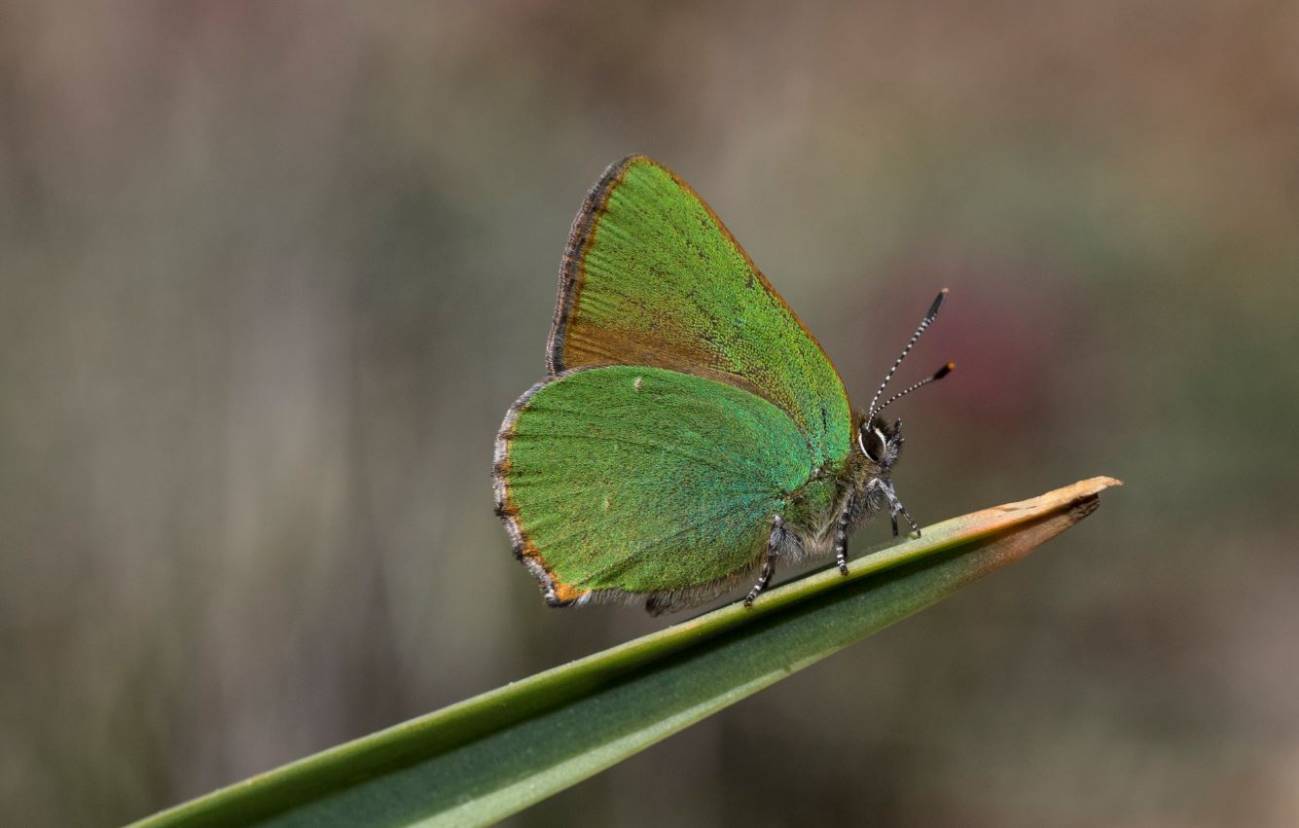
left=865, top=289, right=948, bottom=422
left=877, top=362, right=955, bottom=412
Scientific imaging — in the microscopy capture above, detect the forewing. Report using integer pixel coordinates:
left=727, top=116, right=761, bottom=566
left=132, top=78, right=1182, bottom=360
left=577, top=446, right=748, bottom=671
left=495, top=366, right=815, bottom=606
left=548, top=155, right=853, bottom=469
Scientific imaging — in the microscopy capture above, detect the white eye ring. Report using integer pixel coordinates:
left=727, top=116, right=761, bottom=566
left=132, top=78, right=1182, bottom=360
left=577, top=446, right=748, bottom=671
left=858, top=427, right=889, bottom=461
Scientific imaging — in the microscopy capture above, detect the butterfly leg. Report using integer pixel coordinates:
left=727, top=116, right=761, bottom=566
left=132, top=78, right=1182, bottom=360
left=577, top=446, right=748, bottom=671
left=835, top=498, right=855, bottom=575
left=880, top=480, right=922, bottom=539
left=744, top=516, right=785, bottom=607
left=897, top=504, right=921, bottom=537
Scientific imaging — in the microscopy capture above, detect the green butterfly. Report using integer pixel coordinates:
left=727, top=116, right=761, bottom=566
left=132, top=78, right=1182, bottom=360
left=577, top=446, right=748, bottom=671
left=495, top=156, right=952, bottom=614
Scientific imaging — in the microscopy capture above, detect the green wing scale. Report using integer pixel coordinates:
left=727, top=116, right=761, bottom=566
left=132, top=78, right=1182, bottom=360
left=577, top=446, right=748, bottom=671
left=495, top=367, right=817, bottom=607
left=549, top=155, right=852, bottom=468
left=497, top=155, right=854, bottom=608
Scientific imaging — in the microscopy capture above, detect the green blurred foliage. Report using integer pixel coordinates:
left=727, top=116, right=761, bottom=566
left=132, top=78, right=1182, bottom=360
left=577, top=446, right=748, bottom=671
left=1, top=2, right=1296, bottom=825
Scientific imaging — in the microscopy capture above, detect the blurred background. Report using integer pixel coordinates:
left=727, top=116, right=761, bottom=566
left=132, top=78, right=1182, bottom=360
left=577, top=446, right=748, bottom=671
left=3, top=2, right=1297, bottom=825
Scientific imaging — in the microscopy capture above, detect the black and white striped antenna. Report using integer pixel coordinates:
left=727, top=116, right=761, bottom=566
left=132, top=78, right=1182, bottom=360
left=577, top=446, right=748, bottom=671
left=878, top=361, right=955, bottom=412
left=865, top=289, right=951, bottom=423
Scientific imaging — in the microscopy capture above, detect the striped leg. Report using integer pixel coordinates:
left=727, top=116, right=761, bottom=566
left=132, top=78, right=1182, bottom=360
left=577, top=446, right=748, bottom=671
left=835, top=499, right=854, bottom=575
left=882, top=482, right=922, bottom=539
left=896, top=502, right=921, bottom=538
left=744, top=515, right=785, bottom=607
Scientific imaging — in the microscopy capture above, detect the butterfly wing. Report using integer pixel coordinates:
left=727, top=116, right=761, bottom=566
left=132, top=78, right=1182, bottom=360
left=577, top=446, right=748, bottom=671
left=495, top=365, right=817, bottom=608
left=548, top=155, right=853, bottom=471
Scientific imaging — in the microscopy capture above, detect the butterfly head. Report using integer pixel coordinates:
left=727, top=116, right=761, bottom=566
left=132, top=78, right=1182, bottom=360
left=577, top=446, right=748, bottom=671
left=856, top=289, right=956, bottom=475
left=857, top=416, right=904, bottom=473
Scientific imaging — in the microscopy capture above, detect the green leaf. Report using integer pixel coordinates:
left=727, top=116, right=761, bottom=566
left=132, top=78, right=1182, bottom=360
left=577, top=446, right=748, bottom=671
left=130, top=476, right=1121, bottom=828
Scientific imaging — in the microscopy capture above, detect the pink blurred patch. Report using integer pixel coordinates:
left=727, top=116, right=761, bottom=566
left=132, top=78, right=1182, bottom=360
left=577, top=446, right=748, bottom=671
left=859, top=255, right=1069, bottom=434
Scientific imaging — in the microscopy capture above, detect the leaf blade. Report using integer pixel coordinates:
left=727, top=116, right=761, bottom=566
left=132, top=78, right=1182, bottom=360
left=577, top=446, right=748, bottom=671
left=129, top=476, right=1121, bottom=828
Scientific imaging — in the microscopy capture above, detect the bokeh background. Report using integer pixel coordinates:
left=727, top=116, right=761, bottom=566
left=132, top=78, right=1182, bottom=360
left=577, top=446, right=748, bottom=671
left=3, top=2, right=1298, bottom=825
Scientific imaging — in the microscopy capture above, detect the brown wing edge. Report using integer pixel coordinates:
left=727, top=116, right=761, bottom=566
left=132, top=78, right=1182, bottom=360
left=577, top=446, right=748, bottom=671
left=494, top=368, right=771, bottom=614
left=545, top=155, right=642, bottom=375
left=544, top=154, right=850, bottom=422
left=494, top=376, right=592, bottom=607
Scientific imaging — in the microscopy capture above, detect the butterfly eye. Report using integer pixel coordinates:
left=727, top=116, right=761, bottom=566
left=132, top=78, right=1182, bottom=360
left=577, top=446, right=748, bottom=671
left=859, top=426, right=889, bottom=463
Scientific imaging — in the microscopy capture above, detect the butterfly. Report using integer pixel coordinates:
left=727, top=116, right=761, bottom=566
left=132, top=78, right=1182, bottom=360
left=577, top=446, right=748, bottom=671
left=494, top=156, right=953, bottom=615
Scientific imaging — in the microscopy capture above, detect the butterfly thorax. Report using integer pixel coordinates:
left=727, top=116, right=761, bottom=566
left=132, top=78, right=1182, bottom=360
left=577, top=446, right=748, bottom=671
left=781, top=411, right=904, bottom=559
